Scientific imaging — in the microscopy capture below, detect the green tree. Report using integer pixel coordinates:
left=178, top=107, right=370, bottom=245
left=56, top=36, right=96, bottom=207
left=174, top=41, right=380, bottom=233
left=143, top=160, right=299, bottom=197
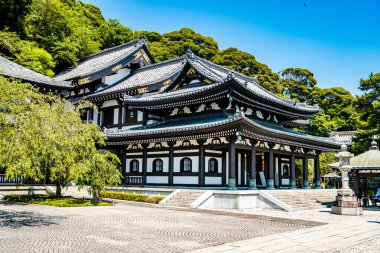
left=0, top=76, right=121, bottom=196
left=0, top=30, right=55, bottom=76
left=280, top=68, right=317, bottom=102
left=352, top=72, right=380, bottom=153
left=212, top=47, right=281, bottom=94
left=24, top=0, right=101, bottom=72
left=99, top=19, right=134, bottom=49
left=148, top=28, right=219, bottom=61
left=0, top=0, right=31, bottom=35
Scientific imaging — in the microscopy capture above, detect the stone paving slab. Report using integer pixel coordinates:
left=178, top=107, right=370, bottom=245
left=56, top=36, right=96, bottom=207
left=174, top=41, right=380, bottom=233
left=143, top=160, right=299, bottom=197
left=189, top=214, right=380, bottom=253
left=0, top=202, right=310, bottom=253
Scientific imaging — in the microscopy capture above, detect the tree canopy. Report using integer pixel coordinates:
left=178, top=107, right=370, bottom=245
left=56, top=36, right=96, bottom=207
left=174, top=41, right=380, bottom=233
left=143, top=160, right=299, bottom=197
left=0, top=76, right=121, bottom=197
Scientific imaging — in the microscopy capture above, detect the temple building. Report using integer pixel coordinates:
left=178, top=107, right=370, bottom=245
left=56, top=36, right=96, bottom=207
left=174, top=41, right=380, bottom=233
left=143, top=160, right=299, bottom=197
left=0, top=37, right=341, bottom=189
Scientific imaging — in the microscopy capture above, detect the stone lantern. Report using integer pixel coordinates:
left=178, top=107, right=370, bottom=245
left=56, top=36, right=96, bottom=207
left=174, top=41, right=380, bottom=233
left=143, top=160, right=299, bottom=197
left=331, top=144, right=362, bottom=215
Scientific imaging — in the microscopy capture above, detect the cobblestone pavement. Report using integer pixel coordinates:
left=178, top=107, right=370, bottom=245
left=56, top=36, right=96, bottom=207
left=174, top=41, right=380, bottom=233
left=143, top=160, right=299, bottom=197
left=189, top=208, right=380, bottom=253
left=0, top=202, right=311, bottom=253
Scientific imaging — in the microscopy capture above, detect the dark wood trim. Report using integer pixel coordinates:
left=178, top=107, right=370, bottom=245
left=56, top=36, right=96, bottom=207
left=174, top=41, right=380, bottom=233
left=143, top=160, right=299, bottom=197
left=222, top=150, right=226, bottom=185
left=205, top=173, right=223, bottom=177
left=142, top=144, right=147, bottom=185
left=168, top=141, right=174, bottom=186
left=146, top=172, right=169, bottom=176
left=198, top=139, right=205, bottom=187
left=228, top=142, right=236, bottom=180
left=173, top=172, right=199, bottom=176
left=126, top=172, right=143, bottom=176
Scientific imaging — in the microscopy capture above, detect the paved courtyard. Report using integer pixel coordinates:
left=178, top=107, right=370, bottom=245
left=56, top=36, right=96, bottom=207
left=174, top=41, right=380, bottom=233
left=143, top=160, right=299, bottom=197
left=0, top=202, right=312, bottom=253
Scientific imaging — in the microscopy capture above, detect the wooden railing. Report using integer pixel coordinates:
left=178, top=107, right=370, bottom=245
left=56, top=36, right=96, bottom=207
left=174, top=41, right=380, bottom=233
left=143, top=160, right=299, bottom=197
left=0, top=174, right=45, bottom=185
left=124, top=176, right=143, bottom=186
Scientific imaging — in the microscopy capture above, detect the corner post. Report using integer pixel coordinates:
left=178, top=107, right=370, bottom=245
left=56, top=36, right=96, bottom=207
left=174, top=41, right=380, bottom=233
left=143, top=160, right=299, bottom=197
left=227, top=137, right=237, bottom=190
left=267, top=142, right=275, bottom=190
left=197, top=139, right=206, bottom=187
left=249, top=139, right=258, bottom=190
left=290, top=146, right=296, bottom=189
left=142, top=143, right=148, bottom=185
left=314, top=151, right=321, bottom=189
left=303, top=148, right=309, bottom=189
left=168, top=141, right=175, bottom=186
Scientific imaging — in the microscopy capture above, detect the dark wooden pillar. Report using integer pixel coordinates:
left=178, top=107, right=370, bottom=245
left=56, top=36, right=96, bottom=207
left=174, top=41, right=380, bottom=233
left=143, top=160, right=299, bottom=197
left=267, top=143, right=275, bottom=189
left=121, top=147, right=127, bottom=183
left=290, top=146, right=296, bottom=189
left=197, top=139, right=205, bottom=187
left=88, top=107, right=94, bottom=122
left=142, top=143, right=148, bottom=185
left=143, top=110, right=148, bottom=126
left=222, top=150, right=227, bottom=186
left=249, top=139, right=257, bottom=189
left=314, top=151, right=321, bottom=189
left=228, top=140, right=236, bottom=189
left=117, top=101, right=123, bottom=129
left=303, top=148, right=309, bottom=189
left=168, top=141, right=175, bottom=186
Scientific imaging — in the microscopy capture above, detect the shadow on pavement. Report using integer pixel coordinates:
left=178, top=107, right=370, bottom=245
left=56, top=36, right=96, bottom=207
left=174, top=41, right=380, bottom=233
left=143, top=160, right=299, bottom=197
left=0, top=205, right=64, bottom=228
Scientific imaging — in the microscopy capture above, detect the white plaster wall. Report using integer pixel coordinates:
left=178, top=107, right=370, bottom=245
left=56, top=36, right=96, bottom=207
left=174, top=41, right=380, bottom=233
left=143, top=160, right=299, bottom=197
left=173, top=176, right=198, bottom=185
left=174, top=149, right=198, bottom=153
left=256, top=110, right=264, bottom=119
left=205, top=177, right=222, bottom=185
left=205, top=156, right=222, bottom=173
left=126, top=158, right=142, bottom=173
left=147, top=157, right=169, bottom=173
left=113, top=108, right=119, bottom=125
left=196, top=104, right=206, bottom=112
left=174, top=156, right=199, bottom=172
left=104, top=68, right=131, bottom=85
left=146, top=176, right=168, bottom=184
left=101, top=100, right=118, bottom=108
left=137, top=111, right=143, bottom=121
left=246, top=108, right=253, bottom=116
left=205, top=150, right=223, bottom=154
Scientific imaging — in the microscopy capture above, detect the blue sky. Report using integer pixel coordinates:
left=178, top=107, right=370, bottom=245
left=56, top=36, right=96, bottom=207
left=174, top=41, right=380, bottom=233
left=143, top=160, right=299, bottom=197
left=86, top=0, right=380, bottom=95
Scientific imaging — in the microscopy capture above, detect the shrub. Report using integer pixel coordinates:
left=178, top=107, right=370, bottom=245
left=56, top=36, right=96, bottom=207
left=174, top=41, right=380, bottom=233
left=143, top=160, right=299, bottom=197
left=100, top=191, right=165, bottom=204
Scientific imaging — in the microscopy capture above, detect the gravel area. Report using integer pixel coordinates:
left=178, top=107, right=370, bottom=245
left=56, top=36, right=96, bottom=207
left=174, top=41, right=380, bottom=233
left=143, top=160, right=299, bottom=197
left=337, top=237, right=380, bottom=253
left=0, top=202, right=310, bottom=253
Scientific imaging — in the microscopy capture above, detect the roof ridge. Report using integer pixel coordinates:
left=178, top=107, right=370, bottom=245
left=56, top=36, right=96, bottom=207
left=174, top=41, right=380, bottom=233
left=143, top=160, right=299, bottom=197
left=79, top=38, right=144, bottom=62
left=135, top=56, right=186, bottom=72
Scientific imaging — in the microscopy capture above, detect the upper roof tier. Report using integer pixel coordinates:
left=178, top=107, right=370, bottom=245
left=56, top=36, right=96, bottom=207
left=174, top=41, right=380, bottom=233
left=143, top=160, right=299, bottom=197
left=85, top=50, right=319, bottom=116
left=55, top=37, right=153, bottom=82
left=0, top=56, right=71, bottom=89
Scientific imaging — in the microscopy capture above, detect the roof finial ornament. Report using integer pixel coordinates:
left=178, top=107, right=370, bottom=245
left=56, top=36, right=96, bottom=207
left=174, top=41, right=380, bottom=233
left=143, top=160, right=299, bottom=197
left=139, top=35, right=147, bottom=41
left=186, top=48, right=194, bottom=59
left=226, top=72, right=235, bottom=81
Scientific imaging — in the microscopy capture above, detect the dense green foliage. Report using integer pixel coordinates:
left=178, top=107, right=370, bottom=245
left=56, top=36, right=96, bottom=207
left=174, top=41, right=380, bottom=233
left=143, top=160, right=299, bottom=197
left=4, top=194, right=112, bottom=207
left=100, top=191, right=165, bottom=204
left=0, top=76, right=121, bottom=197
left=0, top=0, right=378, bottom=175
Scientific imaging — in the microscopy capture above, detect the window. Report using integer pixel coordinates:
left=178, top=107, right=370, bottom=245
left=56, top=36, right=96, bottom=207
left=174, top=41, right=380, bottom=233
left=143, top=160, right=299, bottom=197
left=208, top=158, right=218, bottom=173
left=124, top=108, right=138, bottom=123
left=180, top=158, right=192, bottom=172
left=80, top=108, right=88, bottom=121
left=130, top=160, right=139, bottom=172
left=102, top=108, right=114, bottom=126
left=153, top=159, right=163, bottom=172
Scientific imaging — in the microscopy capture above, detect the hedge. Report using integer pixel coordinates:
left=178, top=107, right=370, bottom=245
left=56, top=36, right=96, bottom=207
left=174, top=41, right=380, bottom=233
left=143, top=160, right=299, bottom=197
left=100, top=191, right=165, bottom=204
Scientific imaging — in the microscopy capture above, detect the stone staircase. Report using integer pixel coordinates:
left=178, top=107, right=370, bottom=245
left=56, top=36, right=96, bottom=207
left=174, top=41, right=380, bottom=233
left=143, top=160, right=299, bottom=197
left=266, top=189, right=338, bottom=211
left=161, top=190, right=204, bottom=208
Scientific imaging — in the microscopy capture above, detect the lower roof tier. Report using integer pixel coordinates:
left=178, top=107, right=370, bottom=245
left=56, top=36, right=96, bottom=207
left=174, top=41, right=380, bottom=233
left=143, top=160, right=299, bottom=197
left=105, top=112, right=340, bottom=151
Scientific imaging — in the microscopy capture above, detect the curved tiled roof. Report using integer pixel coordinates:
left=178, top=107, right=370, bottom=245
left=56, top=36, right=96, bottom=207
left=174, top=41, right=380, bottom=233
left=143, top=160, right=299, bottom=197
left=86, top=57, right=187, bottom=99
left=187, top=55, right=319, bottom=112
left=0, top=56, right=71, bottom=88
left=106, top=112, right=339, bottom=149
left=55, top=38, right=148, bottom=81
